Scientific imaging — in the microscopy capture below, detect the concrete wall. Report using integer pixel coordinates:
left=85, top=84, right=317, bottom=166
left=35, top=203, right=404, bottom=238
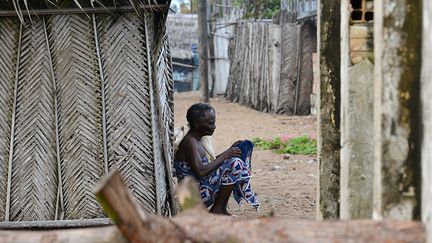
left=422, top=0, right=432, bottom=240
left=340, top=60, right=374, bottom=219
left=373, top=0, right=422, bottom=220
left=319, top=0, right=430, bottom=233
left=317, top=0, right=341, bottom=219
left=317, top=0, right=430, bottom=225
left=339, top=0, right=374, bottom=219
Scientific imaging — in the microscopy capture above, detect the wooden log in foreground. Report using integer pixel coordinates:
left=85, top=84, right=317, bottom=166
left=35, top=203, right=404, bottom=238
left=0, top=217, right=424, bottom=243
left=0, top=171, right=425, bottom=243
left=93, top=171, right=188, bottom=243
left=0, top=226, right=125, bottom=243
left=174, top=210, right=425, bottom=243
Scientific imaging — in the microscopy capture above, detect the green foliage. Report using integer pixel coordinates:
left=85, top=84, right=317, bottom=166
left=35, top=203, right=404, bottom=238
left=279, top=136, right=317, bottom=155
left=235, top=0, right=281, bottom=19
left=252, top=136, right=317, bottom=155
left=252, top=137, right=281, bottom=150
left=233, top=0, right=243, bottom=7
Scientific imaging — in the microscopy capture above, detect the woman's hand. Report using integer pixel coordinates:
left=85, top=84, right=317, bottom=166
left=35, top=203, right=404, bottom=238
left=221, top=147, right=242, bottom=160
left=231, top=140, right=243, bottom=147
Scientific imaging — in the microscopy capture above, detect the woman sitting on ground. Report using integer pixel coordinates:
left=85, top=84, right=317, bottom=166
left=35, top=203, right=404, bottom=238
left=174, top=103, right=259, bottom=215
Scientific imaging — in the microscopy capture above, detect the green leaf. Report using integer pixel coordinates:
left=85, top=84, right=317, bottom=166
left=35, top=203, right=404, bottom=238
left=252, top=136, right=317, bottom=155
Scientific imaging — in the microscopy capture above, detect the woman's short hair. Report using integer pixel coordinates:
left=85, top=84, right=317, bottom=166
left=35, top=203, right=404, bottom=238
left=186, top=103, right=214, bottom=128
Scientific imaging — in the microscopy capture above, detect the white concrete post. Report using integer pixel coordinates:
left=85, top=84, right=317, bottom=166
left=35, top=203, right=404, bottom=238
left=373, top=0, right=422, bottom=220
left=422, top=0, right=432, bottom=241
left=340, top=0, right=374, bottom=219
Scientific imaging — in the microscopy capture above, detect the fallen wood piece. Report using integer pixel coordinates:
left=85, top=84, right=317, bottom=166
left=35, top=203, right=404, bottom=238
left=175, top=176, right=205, bottom=211
left=175, top=210, right=425, bottom=243
left=93, top=170, right=425, bottom=243
left=0, top=216, right=424, bottom=243
left=0, top=226, right=126, bottom=243
left=0, top=171, right=425, bottom=243
left=94, top=170, right=188, bottom=243
left=0, top=219, right=111, bottom=229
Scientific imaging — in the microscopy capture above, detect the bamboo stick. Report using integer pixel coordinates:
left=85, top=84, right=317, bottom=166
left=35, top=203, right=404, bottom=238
left=5, top=23, right=22, bottom=222
left=91, top=6, right=109, bottom=176
left=43, top=17, right=65, bottom=220
left=293, top=23, right=303, bottom=115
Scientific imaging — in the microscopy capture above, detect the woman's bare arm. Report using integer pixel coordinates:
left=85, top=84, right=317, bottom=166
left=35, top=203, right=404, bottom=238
left=182, top=137, right=241, bottom=179
left=215, top=140, right=243, bottom=158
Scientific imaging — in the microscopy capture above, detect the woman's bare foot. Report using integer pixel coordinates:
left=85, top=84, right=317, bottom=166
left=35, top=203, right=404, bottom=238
left=223, top=208, right=234, bottom=216
left=209, top=207, right=235, bottom=216
left=209, top=208, right=224, bottom=214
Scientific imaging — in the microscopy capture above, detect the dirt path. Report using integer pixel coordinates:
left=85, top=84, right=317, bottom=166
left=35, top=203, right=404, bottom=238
left=174, top=92, right=317, bottom=219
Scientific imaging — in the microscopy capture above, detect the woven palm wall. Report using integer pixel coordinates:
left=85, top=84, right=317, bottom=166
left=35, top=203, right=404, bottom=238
left=0, top=7, right=175, bottom=223
left=226, top=21, right=316, bottom=115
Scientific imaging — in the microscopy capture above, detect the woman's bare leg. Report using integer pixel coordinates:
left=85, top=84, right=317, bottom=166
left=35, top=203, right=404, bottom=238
left=222, top=193, right=231, bottom=215
left=210, top=184, right=233, bottom=215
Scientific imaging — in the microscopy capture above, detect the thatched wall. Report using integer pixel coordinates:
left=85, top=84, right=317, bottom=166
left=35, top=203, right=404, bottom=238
left=166, top=14, right=198, bottom=60
left=0, top=4, right=174, bottom=225
left=226, top=21, right=316, bottom=115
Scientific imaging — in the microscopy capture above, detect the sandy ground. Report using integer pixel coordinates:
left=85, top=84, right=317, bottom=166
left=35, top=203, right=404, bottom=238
left=174, top=92, right=317, bottom=219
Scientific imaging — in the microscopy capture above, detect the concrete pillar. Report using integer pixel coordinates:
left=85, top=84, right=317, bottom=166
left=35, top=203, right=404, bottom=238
left=317, top=0, right=341, bottom=219
left=373, top=0, right=422, bottom=220
left=422, top=0, right=432, bottom=240
left=339, top=0, right=374, bottom=219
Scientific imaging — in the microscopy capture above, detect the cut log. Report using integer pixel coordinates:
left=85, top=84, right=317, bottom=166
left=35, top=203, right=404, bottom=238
left=94, top=170, right=425, bottom=243
left=0, top=226, right=126, bottom=243
left=94, top=170, right=188, bottom=243
left=0, top=216, right=424, bottom=243
left=0, top=171, right=425, bottom=242
left=174, top=210, right=425, bottom=243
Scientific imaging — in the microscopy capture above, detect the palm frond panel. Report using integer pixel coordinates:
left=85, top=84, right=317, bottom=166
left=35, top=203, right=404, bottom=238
left=0, top=18, right=19, bottom=221
left=50, top=14, right=105, bottom=220
left=10, top=17, right=58, bottom=221
left=97, top=13, right=157, bottom=213
left=0, top=3, right=174, bottom=224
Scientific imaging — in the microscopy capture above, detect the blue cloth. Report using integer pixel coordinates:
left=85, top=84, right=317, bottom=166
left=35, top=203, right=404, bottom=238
left=233, top=140, right=254, bottom=170
left=174, top=140, right=259, bottom=210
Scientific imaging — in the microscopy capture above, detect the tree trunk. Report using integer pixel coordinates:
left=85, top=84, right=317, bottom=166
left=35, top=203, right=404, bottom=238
left=198, top=0, right=210, bottom=102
